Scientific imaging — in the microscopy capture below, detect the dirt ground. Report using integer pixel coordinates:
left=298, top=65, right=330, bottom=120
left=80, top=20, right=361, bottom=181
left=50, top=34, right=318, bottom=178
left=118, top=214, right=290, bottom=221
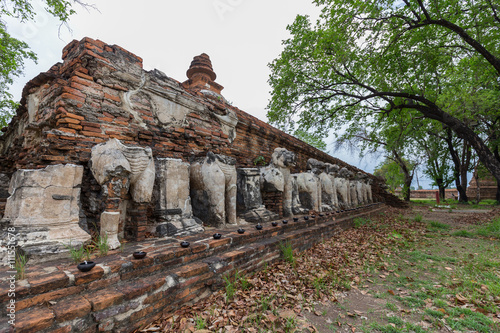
left=139, top=204, right=500, bottom=333
left=302, top=206, right=500, bottom=333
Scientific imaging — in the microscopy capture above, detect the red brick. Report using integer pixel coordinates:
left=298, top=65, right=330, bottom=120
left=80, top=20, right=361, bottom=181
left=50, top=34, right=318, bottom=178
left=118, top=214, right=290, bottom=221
left=62, top=86, right=86, bottom=98
left=52, top=295, right=91, bottom=322
left=83, top=126, right=102, bottom=133
left=60, top=92, right=85, bottom=104
left=47, top=326, right=72, bottom=333
left=175, top=262, right=209, bottom=279
left=80, top=131, right=108, bottom=139
left=74, top=71, right=94, bottom=82
left=88, top=275, right=120, bottom=291
left=57, top=128, right=77, bottom=135
left=57, top=117, right=81, bottom=125
left=17, top=286, right=83, bottom=311
left=68, top=124, right=83, bottom=130
left=84, top=288, right=123, bottom=311
left=104, top=92, right=121, bottom=103
left=73, top=265, right=105, bottom=285
left=116, top=280, right=153, bottom=300
left=15, top=307, right=54, bottom=333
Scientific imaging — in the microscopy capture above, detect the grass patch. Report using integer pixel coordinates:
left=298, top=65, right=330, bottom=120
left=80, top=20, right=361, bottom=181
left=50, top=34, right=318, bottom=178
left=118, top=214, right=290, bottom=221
left=452, top=229, right=476, bottom=238
left=93, top=232, right=110, bottom=256
left=194, top=315, right=207, bottom=329
left=413, top=213, right=423, bottom=222
left=65, top=242, right=91, bottom=264
left=15, top=252, right=27, bottom=280
left=353, top=217, right=373, bottom=228
left=476, top=217, right=500, bottom=239
left=279, top=241, right=296, bottom=266
left=427, top=220, right=451, bottom=230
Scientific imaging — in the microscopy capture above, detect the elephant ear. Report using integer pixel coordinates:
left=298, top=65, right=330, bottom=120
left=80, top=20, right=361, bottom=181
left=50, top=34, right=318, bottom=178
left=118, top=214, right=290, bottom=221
left=90, top=139, right=132, bottom=185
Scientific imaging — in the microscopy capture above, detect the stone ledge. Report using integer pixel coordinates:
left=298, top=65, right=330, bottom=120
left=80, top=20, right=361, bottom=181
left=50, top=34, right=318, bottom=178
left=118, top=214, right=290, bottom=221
left=1, top=204, right=383, bottom=332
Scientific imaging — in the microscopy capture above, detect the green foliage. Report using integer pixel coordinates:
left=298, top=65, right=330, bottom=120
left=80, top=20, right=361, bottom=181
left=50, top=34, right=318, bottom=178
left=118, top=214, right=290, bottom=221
left=374, top=158, right=411, bottom=193
left=476, top=217, right=500, bottom=239
left=15, top=252, right=27, bottom=280
left=93, top=232, right=109, bottom=256
left=292, top=129, right=327, bottom=151
left=223, top=270, right=252, bottom=302
left=452, top=230, right=475, bottom=238
left=278, top=241, right=296, bottom=266
left=253, top=155, right=266, bottom=166
left=353, top=217, right=372, bottom=228
left=194, top=315, right=207, bottom=330
left=65, top=241, right=90, bottom=264
left=427, top=220, right=451, bottom=230
left=267, top=0, right=500, bottom=187
left=413, top=213, right=423, bottom=223
left=223, top=274, right=236, bottom=301
left=0, top=1, right=87, bottom=129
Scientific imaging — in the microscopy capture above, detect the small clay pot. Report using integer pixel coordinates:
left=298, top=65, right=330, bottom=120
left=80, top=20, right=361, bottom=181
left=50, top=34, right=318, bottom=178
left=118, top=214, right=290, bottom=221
left=311, top=215, right=316, bottom=219
left=213, top=233, right=222, bottom=239
left=180, top=241, right=190, bottom=248
left=133, top=251, right=147, bottom=259
left=256, top=224, right=263, bottom=230
left=77, top=261, right=96, bottom=272
left=319, top=213, right=324, bottom=217
left=272, top=221, right=278, bottom=227
left=237, top=228, right=245, bottom=234
left=282, top=220, right=288, bottom=224
left=304, top=216, right=309, bottom=220
left=293, top=217, right=299, bottom=222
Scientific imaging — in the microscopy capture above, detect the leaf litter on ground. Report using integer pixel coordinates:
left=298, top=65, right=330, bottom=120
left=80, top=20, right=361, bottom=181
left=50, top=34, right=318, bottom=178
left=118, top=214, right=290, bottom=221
left=138, top=206, right=499, bottom=332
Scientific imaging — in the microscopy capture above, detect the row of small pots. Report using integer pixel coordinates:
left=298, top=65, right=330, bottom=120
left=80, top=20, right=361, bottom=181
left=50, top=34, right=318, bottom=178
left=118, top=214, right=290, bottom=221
left=78, top=205, right=380, bottom=270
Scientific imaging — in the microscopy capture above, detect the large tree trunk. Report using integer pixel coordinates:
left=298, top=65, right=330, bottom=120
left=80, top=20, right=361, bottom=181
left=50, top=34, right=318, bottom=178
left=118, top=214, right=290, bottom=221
left=496, top=178, right=500, bottom=203
left=392, top=149, right=413, bottom=202
left=444, top=129, right=468, bottom=203
left=436, top=178, right=446, bottom=201
left=460, top=143, right=471, bottom=202
left=402, top=175, right=412, bottom=202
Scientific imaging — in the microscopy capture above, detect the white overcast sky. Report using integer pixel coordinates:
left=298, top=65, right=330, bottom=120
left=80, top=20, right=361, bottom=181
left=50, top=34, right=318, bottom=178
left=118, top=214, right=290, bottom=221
left=5, top=0, right=439, bottom=187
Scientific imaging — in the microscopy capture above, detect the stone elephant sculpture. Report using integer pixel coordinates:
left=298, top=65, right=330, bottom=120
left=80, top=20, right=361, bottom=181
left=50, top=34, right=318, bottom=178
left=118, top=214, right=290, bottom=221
left=190, top=152, right=237, bottom=227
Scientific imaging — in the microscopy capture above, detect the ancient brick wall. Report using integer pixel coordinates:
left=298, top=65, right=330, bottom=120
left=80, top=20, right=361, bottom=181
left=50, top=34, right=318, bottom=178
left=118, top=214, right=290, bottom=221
left=0, top=205, right=383, bottom=333
left=0, top=37, right=395, bottom=235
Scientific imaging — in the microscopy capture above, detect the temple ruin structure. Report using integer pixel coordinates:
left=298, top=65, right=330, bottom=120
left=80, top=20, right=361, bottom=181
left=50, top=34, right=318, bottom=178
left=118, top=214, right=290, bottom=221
left=0, top=37, right=392, bottom=259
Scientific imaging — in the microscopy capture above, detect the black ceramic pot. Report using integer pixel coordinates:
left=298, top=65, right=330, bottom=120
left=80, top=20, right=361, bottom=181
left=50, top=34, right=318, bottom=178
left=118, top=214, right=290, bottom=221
left=133, top=251, right=147, bottom=259
left=319, top=213, right=324, bottom=217
left=272, top=221, right=278, bottom=227
left=77, top=261, right=96, bottom=272
left=282, top=220, right=288, bottom=224
left=304, top=216, right=309, bottom=220
left=293, top=217, right=298, bottom=222
left=237, top=228, right=245, bottom=234
left=213, top=233, right=222, bottom=239
left=311, top=215, right=316, bottom=219
left=256, top=224, right=263, bottom=230
left=180, top=241, right=190, bottom=248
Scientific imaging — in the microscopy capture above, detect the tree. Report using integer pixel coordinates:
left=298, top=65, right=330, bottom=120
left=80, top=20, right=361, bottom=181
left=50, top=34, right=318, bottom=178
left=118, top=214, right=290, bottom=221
left=374, top=157, right=415, bottom=199
left=417, top=129, right=454, bottom=200
left=0, top=0, right=92, bottom=128
left=293, top=129, right=327, bottom=151
left=268, top=0, right=500, bottom=202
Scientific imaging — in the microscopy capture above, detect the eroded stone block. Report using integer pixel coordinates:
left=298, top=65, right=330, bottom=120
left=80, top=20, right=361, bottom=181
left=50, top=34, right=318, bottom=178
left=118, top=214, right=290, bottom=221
left=237, top=168, right=278, bottom=223
left=190, top=152, right=237, bottom=227
left=154, top=158, right=202, bottom=236
left=1, top=164, right=90, bottom=257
